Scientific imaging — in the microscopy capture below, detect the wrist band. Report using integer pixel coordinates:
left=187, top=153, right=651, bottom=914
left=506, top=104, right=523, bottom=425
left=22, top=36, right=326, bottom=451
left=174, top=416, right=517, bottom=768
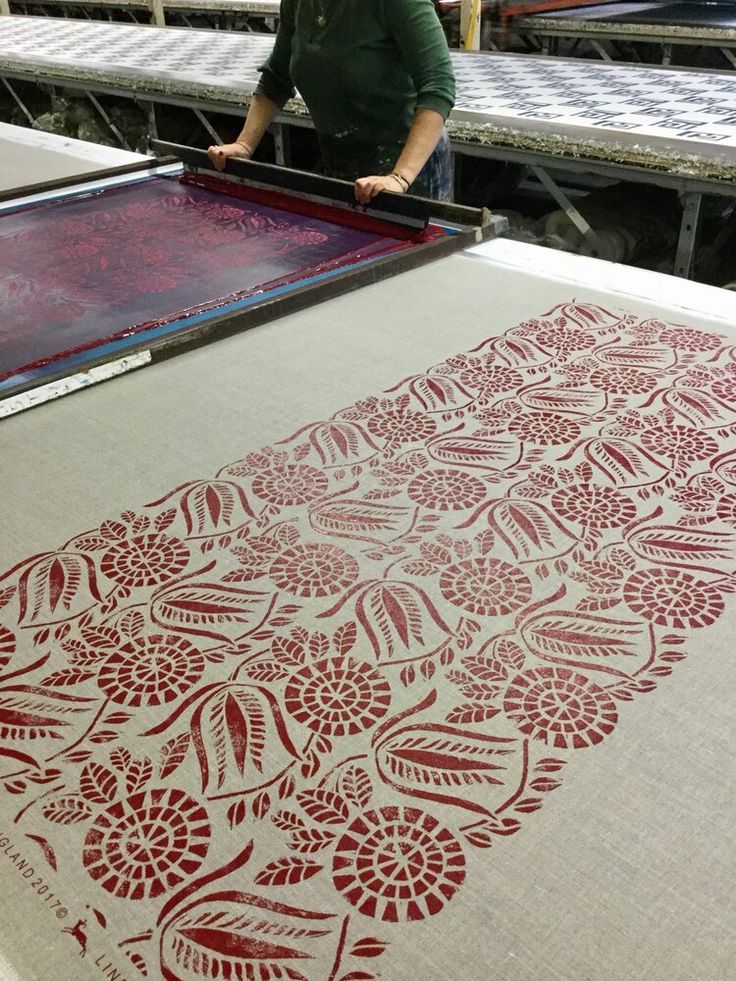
left=390, top=172, right=409, bottom=192
left=235, top=139, right=252, bottom=154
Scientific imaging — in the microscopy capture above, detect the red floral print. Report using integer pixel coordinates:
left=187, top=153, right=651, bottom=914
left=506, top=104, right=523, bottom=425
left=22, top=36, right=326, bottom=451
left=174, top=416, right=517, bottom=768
left=251, top=463, right=329, bottom=506
left=623, top=568, right=725, bottom=628
left=440, top=558, right=533, bottom=616
left=508, top=412, right=581, bottom=445
left=588, top=366, right=659, bottom=394
left=366, top=406, right=437, bottom=444
left=97, top=634, right=205, bottom=707
left=716, top=493, right=736, bottom=522
left=710, top=376, right=736, bottom=403
left=83, top=788, right=210, bottom=900
left=504, top=667, right=619, bottom=749
left=407, top=468, right=487, bottom=511
left=269, top=543, right=359, bottom=597
left=284, top=657, right=391, bottom=736
left=535, top=326, right=596, bottom=355
left=100, top=534, right=190, bottom=588
left=332, top=806, right=466, bottom=921
left=458, top=362, right=523, bottom=394
left=550, top=484, right=637, bottom=529
left=639, top=425, right=719, bottom=465
left=657, top=325, right=722, bottom=352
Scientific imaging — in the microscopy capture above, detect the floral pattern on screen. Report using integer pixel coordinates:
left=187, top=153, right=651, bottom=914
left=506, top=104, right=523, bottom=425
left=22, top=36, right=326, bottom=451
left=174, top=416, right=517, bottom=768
left=0, top=302, right=735, bottom=980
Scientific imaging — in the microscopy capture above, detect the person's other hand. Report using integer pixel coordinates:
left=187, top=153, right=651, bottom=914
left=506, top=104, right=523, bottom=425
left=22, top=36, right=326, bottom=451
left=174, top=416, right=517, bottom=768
left=207, top=142, right=251, bottom=171
left=354, top=173, right=406, bottom=205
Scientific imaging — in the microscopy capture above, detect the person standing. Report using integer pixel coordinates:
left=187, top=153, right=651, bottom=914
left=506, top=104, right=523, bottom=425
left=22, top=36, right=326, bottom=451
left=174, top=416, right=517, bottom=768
left=208, top=0, right=456, bottom=201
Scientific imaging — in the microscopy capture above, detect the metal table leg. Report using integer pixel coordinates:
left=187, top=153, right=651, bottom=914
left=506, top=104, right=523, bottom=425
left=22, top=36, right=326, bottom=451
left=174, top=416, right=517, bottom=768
left=673, top=192, right=702, bottom=279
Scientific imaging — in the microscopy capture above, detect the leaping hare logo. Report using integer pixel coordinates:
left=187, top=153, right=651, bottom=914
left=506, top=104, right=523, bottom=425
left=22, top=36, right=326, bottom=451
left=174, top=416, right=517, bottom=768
left=62, top=918, right=88, bottom=957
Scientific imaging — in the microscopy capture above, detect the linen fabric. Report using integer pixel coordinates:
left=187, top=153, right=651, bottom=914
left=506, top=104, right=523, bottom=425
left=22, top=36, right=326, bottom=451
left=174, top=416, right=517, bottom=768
left=0, top=257, right=736, bottom=981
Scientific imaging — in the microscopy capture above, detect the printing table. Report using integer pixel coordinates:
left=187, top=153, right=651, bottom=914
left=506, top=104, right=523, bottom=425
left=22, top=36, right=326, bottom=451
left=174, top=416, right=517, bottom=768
left=507, top=0, right=736, bottom=67
left=1, top=18, right=735, bottom=279
left=5, top=0, right=280, bottom=29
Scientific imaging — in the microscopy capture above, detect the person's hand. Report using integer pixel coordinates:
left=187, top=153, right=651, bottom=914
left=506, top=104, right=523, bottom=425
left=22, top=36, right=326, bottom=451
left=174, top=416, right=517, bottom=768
left=207, top=141, right=252, bottom=171
left=354, top=173, right=408, bottom=205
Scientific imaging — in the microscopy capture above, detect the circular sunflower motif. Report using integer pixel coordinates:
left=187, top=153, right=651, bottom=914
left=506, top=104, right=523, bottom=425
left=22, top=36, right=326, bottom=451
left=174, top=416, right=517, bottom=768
left=284, top=657, right=391, bottom=736
left=716, top=493, right=736, bottom=523
left=83, top=788, right=210, bottom=900
left=508, top=412, right=581, bottom=446
left=101, top=534, right=189, bottom=588
left=640, top=425, right=718, bottom=464
left=550, top=484, right=637, bottom=529
left=535, top=326, right=596, bottom=355
left=269, top=543, right=358, bottom=598
left=658, top=326, right=721, bottom=352
left=366, top=407, right=437, bottom=444
left=623, top=568, right=725, bottom=629
left=97, top=634, right=205, bottom=707
left=407, top=469, right=486, bottom=511
left=251, top=463, right=328, bottom=506
left=458, top=364, right=523, bottom=394
left=588, top=366, right=659, bottom=394
left=332, top=806, right=466, bottom=922
left=440, top=558, right=532, bottom=616
left=504, top=666, right=618, bottom=749
left=710, top=377, right=736, bottom=404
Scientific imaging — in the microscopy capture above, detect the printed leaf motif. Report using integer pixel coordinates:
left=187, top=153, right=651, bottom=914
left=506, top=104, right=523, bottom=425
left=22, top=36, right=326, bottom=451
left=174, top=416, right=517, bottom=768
left=350, top=938, right=389, bottom=958
left=485, top=335, right=551, bottom=369
left=627, top=524, right=736, bottom=573
left=17, top=552, right=102, bottom=624
left=310, top=499, right=417, bottom=546
left=273, top=810, right=307, bottom=833
left=289, top=828, right=337, bottom=853
left=660, top=387, right=736, bottom=428
left=296, top=789, right=349, bottom=825
left=40, top=667, right=96, bottom=687
left=42, top=796, right=92, bottom=825
left=583, top=438, right=667, bottom=487
left=520, top=388, right=606, bottom=415
left=152, top=583, right=269, bottom=642
left=254, top=857, right=324, bottom=887
left=110, top=746, right=132, bottom=773
left=0, top=687, right=94, bottom=741
left=126, top=756, right=153, bottom=794
left=161, top=893, right=335, bottom=981
left=445, top=703, right=500, bottom=725
left=427, top=437, right=521, bottom=470
left=333, top=621, right=357, bottom=656
left=79, top=762, right=118, bottom=803
left=521, top=610, right=653, bottom=673
left=25, top=834, right=58, bottom=871
left=595, top=344, right=675, bottom=370
left=406, top=374, right=474, bottom=412
left=487, top=500, right=577, bottom=561
left=340, top=766, right=373, bottom=810
left=177, top=480, right=255, bottom=535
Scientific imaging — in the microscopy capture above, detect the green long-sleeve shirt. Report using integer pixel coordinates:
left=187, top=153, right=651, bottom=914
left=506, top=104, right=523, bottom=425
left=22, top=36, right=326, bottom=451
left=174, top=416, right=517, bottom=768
left=255, top=0, right=455, bottom=179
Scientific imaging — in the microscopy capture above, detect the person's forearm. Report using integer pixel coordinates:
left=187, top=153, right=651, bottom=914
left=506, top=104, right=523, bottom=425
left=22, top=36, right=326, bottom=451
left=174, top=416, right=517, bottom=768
left=392, top=108, right=445, bottom=186
left=237, top=94, right=281, bottom=153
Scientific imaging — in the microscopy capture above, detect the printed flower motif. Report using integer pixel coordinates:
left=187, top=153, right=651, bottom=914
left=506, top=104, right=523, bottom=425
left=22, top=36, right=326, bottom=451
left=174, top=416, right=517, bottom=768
left=639, top=425, right=719, bottom=465
left=508, top=412, right=581, bottom=446
left=284, top=657, right=391, bottom=736
left=332, top=806, right=466, bottom=922
left=504, top=666, right=618, bottom=749
left=711, top=376, right=736, bottom=404
left=550, top=484, right=637, bottom=529
left=366, top=406, right=437, bottom=444
left=407, top=469, right=487, bottom=511
left=588, top=366, right=659, bottom=394
left=83, top=788, right=210, bottom=900
left=269, top=543, right=359, bottom=597
left=623, top=568, right=725, bottom=628
left=100, top=534, right=190, bottom=588
left=251, top=463, right=328, bottom=506
left=97, top=634, right=205, bottom=707
left=716, top=493, right=736, bottom=522
left=440, top=558, right=532, bottom=616
left=657, top=326, right=722, bottom=352
left=535, top=326, right=596, bottom=355
left=458, top=363, right=523, bottom=394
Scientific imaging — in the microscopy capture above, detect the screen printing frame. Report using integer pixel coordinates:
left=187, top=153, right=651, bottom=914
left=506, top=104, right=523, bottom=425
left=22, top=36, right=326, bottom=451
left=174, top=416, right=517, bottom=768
left=0, top=143, right=505, bottom=415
